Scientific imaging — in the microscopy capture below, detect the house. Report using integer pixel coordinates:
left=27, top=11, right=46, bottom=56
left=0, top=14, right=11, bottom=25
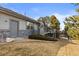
left=0, top=7, right=40, bottom=39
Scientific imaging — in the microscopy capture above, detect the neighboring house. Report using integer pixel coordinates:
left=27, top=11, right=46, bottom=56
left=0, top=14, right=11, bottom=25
left=0, top=7, right=40, bottom=38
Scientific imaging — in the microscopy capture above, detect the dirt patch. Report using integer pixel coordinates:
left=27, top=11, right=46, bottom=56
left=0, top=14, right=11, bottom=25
left=0, top=39, right=79, bottom=56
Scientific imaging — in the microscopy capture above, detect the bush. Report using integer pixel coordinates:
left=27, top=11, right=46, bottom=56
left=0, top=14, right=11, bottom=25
left=28, top=35, right=58, bottom=41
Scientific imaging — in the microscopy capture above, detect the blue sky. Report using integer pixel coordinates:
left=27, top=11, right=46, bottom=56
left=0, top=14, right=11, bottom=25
left=0, top=3, right=78, bottom=30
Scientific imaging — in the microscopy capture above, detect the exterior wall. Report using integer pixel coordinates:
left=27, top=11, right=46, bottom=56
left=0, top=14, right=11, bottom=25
left=39, top=24, right=45, bottom=35
left=19, top=20, right=26, bottom=30
left=0, top=13, right=40, bottom=38
left=33, top=24, right=38, bottom=34
left=40, top=27, right=45, bottom=35
left=0, top=13, right=28, bottom=37
left=0, top=13, right=26, bottom=30
left=0, top=14, right=9, bottom=30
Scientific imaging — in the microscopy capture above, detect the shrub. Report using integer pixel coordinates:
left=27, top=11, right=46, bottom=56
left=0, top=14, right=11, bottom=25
left=28, top=35, right=58, bottom=41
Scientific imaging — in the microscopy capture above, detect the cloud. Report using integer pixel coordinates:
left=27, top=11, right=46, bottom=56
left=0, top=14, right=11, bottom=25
left=54, top=13, right=70, bottom=30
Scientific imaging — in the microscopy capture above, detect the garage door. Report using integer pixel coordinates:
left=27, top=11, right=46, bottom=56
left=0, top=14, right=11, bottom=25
left=10, top=20, right=19, bottom=37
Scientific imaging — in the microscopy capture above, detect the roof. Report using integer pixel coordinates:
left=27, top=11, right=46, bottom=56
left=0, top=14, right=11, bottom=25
left=0, top=6, right=40, bottom=24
